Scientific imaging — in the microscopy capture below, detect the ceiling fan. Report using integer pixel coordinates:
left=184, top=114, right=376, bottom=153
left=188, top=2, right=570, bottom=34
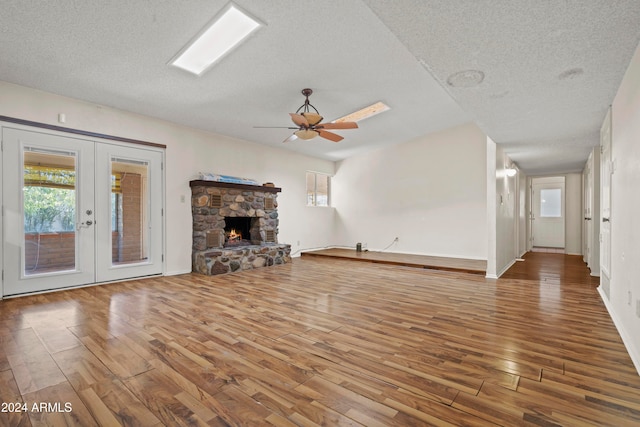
left=257, top=88, right=358, bottom=143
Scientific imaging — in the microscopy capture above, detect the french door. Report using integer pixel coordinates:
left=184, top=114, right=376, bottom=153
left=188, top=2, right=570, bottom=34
left=2, top=127, right=163, bottom=296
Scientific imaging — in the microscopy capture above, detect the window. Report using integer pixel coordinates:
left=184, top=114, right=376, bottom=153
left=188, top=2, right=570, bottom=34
left=540, top=188, right=562, bottom=217
left=306, top=172, right=330, bottom=207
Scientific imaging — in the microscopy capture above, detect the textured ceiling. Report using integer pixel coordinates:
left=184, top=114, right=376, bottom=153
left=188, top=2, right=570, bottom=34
left=1, top=1, right=639, bottom=175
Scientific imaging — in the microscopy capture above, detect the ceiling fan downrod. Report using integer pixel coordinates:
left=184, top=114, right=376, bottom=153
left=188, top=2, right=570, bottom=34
left=295, top=88, right=319, bottom=115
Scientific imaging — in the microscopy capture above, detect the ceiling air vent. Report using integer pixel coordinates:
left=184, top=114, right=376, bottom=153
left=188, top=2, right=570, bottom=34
left=210, top=194, right=223, bottom=208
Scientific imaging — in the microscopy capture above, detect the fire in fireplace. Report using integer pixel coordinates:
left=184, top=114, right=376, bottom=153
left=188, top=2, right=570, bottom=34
left=227, top=228, right=242, bottom=244
left=224, top=217, right=258, bottom=247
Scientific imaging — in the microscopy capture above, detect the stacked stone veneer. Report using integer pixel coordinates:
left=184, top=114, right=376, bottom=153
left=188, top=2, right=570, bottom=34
left=190, top=180, right=291, bottom=275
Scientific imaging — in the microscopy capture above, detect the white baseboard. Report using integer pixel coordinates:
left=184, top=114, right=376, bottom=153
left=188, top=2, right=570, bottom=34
left=381, top=249, right=486, bottom=261
left=495, top=259, right=516, bottom=278
left=597, top=286, right=640, bottom=376
left=164, top=269, right=193, bottom=276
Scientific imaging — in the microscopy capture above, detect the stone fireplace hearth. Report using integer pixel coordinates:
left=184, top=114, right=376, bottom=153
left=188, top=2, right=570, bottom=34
left=190, top=180, right=291, bottom=275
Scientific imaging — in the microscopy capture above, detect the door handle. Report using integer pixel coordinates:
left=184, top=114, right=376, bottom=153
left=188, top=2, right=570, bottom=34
left=602, top=217, right=610, bottom=222
left=584, top=217, right=591, bottom=220
left=77, top=220, right=94, bottom=230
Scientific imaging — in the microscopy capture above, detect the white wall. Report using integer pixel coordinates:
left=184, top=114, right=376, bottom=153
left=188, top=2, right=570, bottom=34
left=518, top=172, right=528, bottom=257
left=332, top=123, right=487, bottom=259
left=564, top=173, right=583, bottom=255
left=494, top=144, right=518, bottom=277
left=607, top=41, right=640, bottom=373
left=486, top=138, right=497, bottom=277
left=0, top=81, right=335, bottom=275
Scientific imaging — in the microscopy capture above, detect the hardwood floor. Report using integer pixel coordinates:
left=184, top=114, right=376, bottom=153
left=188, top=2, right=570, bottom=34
left=501, top=251, right=600, bottom=286
left=301, top=248, right=487, bottom=275
left=1, top=255, right=638, bottom=426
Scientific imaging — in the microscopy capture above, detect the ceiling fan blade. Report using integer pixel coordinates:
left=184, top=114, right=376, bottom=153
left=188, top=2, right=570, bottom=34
left=318, top=130, right=343, bottom=142
left=290, top=113, right=308, bottom=127
left=316, top=121, right=358, bottom=130
left=283, top=134, right=298, bottom=143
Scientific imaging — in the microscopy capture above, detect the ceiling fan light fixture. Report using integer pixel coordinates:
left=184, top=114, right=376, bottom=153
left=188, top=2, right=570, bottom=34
left=302, top=112, right=323, bottom=126
left=261, top=88, right=358, bottom=143
left=334, top=101, right=390, bottom=123
left=169, top=3, right=263, bottom=76
left=294, top=129, right=319, bottom=140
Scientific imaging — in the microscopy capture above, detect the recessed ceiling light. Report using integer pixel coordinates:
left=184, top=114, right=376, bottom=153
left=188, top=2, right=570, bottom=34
left=446, top=69, right=485, bottom=87
left=170, top=3, right=263, bottom=76
left=334, top=101, right=390, bottom=123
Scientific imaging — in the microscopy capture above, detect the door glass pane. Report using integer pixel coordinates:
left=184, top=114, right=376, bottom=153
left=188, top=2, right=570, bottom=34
left=111, top=158, right=149, bottom=266
left=540, top=188, right=562, bottom=217
left=23, top=149, right=76, bottom=275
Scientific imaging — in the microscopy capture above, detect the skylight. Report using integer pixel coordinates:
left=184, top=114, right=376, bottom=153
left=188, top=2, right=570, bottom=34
left=170, top=3, right=263, bottom=76
left=334, top=101, right=390, bottom=123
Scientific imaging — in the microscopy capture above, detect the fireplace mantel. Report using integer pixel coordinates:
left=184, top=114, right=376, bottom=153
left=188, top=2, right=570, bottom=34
left=189, top=180, right=281, bottom=193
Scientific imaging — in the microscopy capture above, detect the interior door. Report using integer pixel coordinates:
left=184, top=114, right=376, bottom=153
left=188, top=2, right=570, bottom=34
left=531, top=177, right=565, bottom=249
left=2, top=128, right=95, bottom=295
left=584, top=155, right=593, bottom=264
left=600, top=108, right=612, bottom=298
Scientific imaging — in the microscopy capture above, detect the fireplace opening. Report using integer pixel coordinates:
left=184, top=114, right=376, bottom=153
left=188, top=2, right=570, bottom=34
left=224, top=217, right=260, bottom=247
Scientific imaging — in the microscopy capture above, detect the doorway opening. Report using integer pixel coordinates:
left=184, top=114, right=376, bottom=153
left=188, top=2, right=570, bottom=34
left=530, top=176, right=566, bottom=251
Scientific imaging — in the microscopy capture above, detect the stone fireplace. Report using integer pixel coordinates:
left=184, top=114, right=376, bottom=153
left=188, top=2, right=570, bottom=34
left=190, top=180, right=291, bottom=275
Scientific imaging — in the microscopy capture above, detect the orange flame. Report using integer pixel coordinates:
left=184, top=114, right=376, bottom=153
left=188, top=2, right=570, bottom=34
left=228, top=228, right=241, bottom=242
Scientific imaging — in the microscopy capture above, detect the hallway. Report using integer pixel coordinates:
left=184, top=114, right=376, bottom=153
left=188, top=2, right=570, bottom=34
left=500, top=251, right=600, bottom=286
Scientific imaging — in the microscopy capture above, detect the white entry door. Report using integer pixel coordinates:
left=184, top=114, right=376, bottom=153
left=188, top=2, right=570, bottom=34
left=531, top=177, right=565, bottom=249
left=2, top=127, right=163, bottom=296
